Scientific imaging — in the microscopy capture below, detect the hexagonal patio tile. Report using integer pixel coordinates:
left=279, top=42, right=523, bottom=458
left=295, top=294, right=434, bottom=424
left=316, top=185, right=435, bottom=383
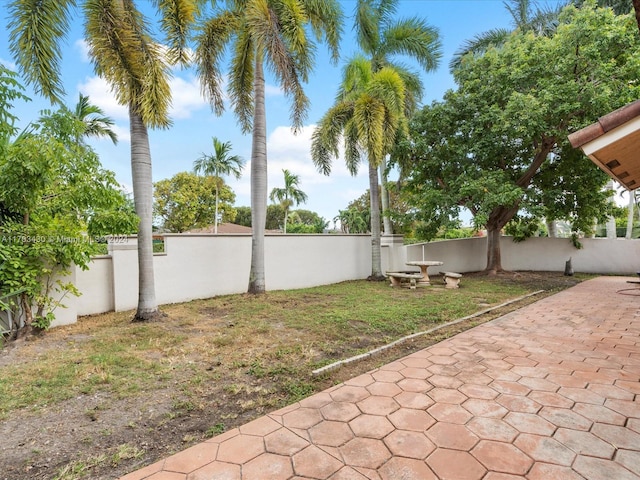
left=471, top=440, right=533, bottom=475
left=265, top=428, right=309, bottom=456
left=462, top=398, right=508, bottom=418
left=366, top=382, right=402, bottom=398
left=428, top=387, right=468, bottom=404
left=292, top=445, right=343, bottom=479
left=504, top=412, right=556, bottom=436
left=427, top=449, right=486, bottom=480
left=538, top=406, right=592, bottom=431
left=615, top=449, right=640, bottom=476
left=527, top=391, right=574, bottom=408
left=356, top=396, right=399, bottom=416
left=349, top=414, right=394, bottom=439
left=490, top=380, right=530, bottom=396
left=394, top=391, right=434, bottom=410
left=427, top=403, right=473, bottom=424
left=495, top=394, right=541, bottom=414
left=526, top=463, right=584, bottom=480
left=387, top=408, right=436, bottom=431
left=187, top=461, right=240, bottom=480
left=513, top=433, right=575, bottom=466
left=458, top=384, right=499, bottom=400
left=327, top=466, right=369, bottom=480
left=310, top=420, right=354, bottom=447
left=216, top=434, right=265, bottom=464
left=371, top=369, right=404, bottom=383
left=466, top=417, right=518, bottom=443
left=321, top=402, right=361, bottom=422
left=242, top=453, right=293, bottom=480
left=427, top=374, right=463, bottom=389
left=379, top=457, right=437, bottom=480
left=283, top=408, right=324, bottom=430
left=397, top=378, right=432, bottom=393
left=573, top=455, right=640, bottom=480
left=553, top=428, right=615, bottom=459
left=592, top=423, right=640, bottom=450
left=330, top=385, right=370, bottom=403
left=384, top=430, right=435, bottom=459
left=340, top=438, right=391, bottom=469
left=425, top=423, right=479, bottom=451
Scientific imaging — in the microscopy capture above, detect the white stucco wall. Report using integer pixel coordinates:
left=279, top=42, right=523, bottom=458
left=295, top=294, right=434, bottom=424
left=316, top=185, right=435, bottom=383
left=49, top=234, right=639, bottom=327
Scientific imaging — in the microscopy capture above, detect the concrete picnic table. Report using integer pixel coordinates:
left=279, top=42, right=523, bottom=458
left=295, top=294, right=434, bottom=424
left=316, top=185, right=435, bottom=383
left=406, top=260, right=444, bottom=286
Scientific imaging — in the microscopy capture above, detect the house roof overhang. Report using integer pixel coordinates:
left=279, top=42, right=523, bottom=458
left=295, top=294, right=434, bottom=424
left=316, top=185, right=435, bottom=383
left=568, top=99, right=640, bottom=191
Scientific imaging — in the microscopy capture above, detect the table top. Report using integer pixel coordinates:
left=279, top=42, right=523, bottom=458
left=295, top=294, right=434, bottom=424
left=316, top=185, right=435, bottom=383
left=406, top=260, right=443, bottom=266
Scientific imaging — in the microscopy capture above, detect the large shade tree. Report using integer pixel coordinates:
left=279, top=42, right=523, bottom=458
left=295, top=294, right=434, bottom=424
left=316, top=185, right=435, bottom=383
left=194, top=0, right=343, bottom=293
left=8, top=0, right=200, bottom=321
left=398, top=3, right=640, bottom=273
left=269, top=169, right=308, bottom=233
left=193, top=137, right=244, bottom=234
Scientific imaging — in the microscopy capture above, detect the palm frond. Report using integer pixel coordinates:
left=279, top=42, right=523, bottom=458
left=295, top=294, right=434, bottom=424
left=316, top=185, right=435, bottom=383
left=379, top=17, right=442, bottom=73
left=154, top=0, right=202, bottom=65
left=302, top=0, right=343, bottom=63
left=311, top=101, right=353, bottom=175
left=354, top=94, right=386, bottom=167
left=449, top=28, right=511, bottom=71
left=354, top=0, right=380, bottom=55
left=228, top=28, right=254, bottom=132
left=8, top=0, right=76, bottom=103
left=195, top=11, right=237, bottom=116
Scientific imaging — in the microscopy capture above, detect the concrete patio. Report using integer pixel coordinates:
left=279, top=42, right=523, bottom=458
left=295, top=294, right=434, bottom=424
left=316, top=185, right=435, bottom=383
left=120, top=276, right=640, bottom=480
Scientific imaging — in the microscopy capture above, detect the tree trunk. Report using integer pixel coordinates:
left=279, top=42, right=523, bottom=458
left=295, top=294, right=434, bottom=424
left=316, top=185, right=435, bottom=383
left=485, top=224, right=502, bottom=274
left=546, top=219, right=556, bottom=238
left=248, top=60, right=267, bottom=294
left=283, top=208, right=288, bottom=234
left=626, top=192, right=634, bottom=239
left=368, top=162, right=383, bottom=279
left=633, top=0, right=640, bottom=34
left=605, top=180, right=617, bottom=239
left=130, top=105, right=159, bottom=320
left=379, top=158, right=392, bottom=235
left=214, top=187, right=219, bottom=234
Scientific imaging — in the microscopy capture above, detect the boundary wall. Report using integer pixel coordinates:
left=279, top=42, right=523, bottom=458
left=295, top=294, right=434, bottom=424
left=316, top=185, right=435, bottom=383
left=50, top=234, right=639, bottom=327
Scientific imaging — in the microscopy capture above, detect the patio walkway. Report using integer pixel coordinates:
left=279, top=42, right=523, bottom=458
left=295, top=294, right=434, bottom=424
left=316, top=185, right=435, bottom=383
left=121, top=276, right=640, bottom=480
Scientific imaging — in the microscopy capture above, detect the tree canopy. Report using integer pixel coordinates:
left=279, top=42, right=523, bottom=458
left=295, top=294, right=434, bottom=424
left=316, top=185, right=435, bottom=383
left=396, top=2, right=640, bottom=272
left=154, top=172, right=237, bottom=233
left=0, top=68, right=137, bottom=337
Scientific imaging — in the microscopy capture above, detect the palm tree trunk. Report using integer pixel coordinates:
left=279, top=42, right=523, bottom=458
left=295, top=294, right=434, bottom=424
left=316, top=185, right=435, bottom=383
left=368, top=162, right=384, bottom=280
left=215, top=187, right=219, bottom=234
left=626, top=192, right=634, bottom=239
left=379, top=158, right=393, bottom=235
left=283, top=208, right=288, bottom=234
left=129, top=105, right=159, bottom=320
left=248, top=60, right=267, bottom=294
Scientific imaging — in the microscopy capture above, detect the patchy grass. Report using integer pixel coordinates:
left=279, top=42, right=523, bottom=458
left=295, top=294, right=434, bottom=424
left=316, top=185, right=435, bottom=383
left=0, top=271, right=592, bottom=480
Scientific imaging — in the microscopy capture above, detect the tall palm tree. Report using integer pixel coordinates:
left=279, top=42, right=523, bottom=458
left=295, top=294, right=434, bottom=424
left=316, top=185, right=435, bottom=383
left=354, top=0, right=440, bottom=238
left=269, top=169, right=308, bottom=233
left=8, top=0, right=200, bottom=321
left=193, top=137, right=244, bottom=234
left=312, top=57, right=406, bottom=279
left=194, top=0, right=343, bottom=293
left=312, top=0, right=440, bottom=278
left=73, top=92, right=118, bottom=145
left=450, top=0, right=567, bottom=70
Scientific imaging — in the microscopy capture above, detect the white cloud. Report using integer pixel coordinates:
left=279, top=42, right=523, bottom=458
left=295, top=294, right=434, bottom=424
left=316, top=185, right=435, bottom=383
left=77, top=72, right=208, bottom=123
left=77, top=76, right=128, bottom=120
left=0, top=57, right=16, bottom=70
left=265, top=84, right=283, bottom=96
left=74, top=39, right=91, bottom=63
left=168, top=75, right=208, bottom=119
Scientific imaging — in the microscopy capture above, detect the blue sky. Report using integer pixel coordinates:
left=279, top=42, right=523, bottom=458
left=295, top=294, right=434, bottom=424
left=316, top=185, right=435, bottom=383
left=0, top=1, right=567, bottom=227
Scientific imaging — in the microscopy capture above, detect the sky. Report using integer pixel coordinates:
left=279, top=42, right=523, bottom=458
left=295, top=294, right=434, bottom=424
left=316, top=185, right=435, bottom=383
left=0, top=0, right=569, bottom=228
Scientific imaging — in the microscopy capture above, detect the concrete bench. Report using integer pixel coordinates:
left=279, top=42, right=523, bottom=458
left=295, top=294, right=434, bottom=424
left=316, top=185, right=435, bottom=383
left=441, top=271, right=463, bottom=289
left=385, top=271, right=424, bottom=289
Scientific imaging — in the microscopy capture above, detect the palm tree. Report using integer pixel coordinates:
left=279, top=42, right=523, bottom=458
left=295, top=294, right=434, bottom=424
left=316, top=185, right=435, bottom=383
left=193, top=137, right=244, bottom=234
left=450, top=0, right=567, bottom=71
left=312, top=57, right=407, bottom=279
left=312, top=0, right=440, bottom=279
left=8, top=0, right=199, bottom=321
left=269, top=169, right=308, bottom=233
left=354, top=0, right=441, bottom=238
left=194, top=0, right=343, bottom=293
left=73, top=92, right=118, bottom=145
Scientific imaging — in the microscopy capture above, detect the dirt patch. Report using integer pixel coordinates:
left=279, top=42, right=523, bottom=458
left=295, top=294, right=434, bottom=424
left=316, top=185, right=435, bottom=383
left=0, top=271, right=587, bottom=480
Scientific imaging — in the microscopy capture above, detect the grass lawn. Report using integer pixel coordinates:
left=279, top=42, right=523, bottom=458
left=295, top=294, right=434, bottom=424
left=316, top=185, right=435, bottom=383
left=0, top=271, right=591, bottom=480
